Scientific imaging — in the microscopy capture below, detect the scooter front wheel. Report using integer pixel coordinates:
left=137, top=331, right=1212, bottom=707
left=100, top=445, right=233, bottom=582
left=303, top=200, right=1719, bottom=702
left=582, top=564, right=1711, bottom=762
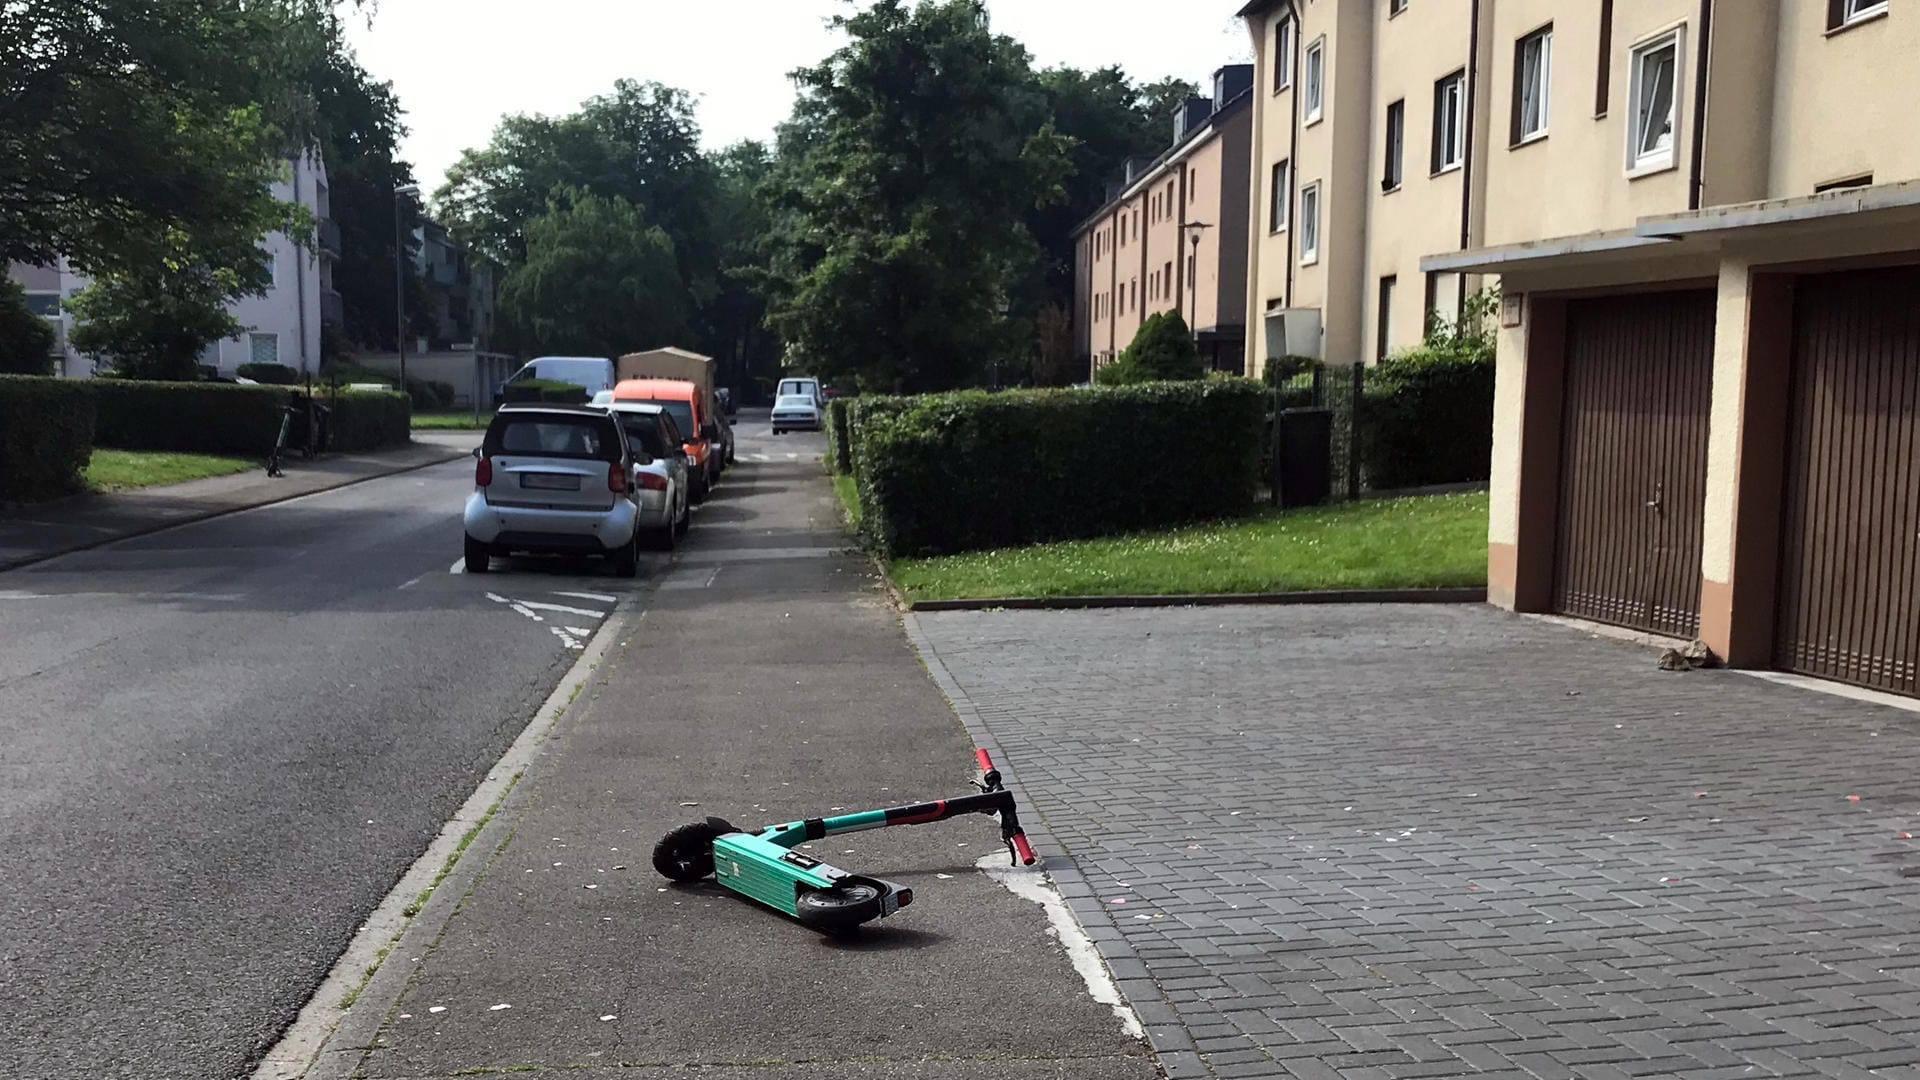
left=652, top=819, right=733, bottom=882
left=794, top=882, right=884, bottom=933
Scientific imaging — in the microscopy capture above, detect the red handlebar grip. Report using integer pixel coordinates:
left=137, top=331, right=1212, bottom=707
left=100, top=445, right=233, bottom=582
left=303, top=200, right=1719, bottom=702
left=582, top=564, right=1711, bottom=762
left=1011, top=831, right=1036, bottom=865
left=975, top=748, right=994, bottom=771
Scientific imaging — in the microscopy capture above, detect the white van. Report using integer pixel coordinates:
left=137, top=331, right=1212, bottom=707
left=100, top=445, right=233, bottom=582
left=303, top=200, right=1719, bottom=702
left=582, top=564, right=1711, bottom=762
left=495, top=357, right=617, bottom=402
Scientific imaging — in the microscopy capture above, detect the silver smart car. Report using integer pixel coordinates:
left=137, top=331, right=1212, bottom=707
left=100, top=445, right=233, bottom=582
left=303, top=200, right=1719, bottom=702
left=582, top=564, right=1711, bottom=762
left=463, top=404, right=642, bottom=576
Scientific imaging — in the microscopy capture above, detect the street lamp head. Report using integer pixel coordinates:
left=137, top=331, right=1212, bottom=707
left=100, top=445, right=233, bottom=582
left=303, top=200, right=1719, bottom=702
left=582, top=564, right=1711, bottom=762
left=395, top=183, right=422, bottom=198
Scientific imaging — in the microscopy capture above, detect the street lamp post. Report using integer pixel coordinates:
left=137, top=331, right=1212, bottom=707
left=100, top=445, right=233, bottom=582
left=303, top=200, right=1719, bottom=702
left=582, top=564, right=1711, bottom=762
left=1181, top=221, right=1213, bottom=357
left=394, top=183, right=421, bottom=388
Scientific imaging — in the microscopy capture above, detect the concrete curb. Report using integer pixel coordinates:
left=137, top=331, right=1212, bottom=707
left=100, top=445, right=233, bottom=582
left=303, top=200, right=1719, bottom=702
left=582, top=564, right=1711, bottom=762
left=900, top=611, right=1205, bottom=1080
left=0, top=449, right=468, bottom=575
left=906, top=585, right=1487, bottom=612
left=252, top=584, right=644, bottom=1080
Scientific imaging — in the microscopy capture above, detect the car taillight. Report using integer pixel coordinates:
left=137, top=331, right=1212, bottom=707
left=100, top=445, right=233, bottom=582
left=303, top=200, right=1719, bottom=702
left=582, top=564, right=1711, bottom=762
left=633, top=471, right=667, bottom=492
left=608, top=461, right=629, bottom=494
left=475, top=456, right=492, bottom=486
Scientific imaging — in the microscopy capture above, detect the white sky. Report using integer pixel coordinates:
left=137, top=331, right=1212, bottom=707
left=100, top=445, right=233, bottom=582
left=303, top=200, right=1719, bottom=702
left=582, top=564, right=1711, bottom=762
left=342, top=0, right=1253, bottom=193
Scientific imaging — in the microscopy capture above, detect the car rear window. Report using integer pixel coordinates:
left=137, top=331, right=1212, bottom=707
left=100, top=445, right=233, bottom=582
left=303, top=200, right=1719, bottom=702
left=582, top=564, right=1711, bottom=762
left=628, top=399, right=695, bottom=440
left=485, top=415, right=621, bottom=461
left=615, top=414, right=667, bottom=458
left=777, top=379, right=816, bottom=398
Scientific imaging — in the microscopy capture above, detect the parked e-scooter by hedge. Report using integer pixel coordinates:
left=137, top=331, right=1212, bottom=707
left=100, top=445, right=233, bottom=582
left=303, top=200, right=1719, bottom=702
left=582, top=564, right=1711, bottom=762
left=652, top=749, right=1037, bottom=933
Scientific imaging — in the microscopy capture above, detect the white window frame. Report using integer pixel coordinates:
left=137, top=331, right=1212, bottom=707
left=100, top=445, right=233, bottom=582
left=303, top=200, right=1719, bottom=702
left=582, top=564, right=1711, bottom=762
left=1274, top=17, right=1294, bottom=91
left=1303, top=38, right=1326, bottom=124
left=248, top=332, right=280, bottom=367
left=1838, top=0, right=1889, bottom=28
left=1625, top=26, right=1684, bottom=176
left=1432, top=71, right=1466, bottom=174
left=1514, top=25, right=1553, bottom=144
left=1298, top=182, right=1321, bottom=266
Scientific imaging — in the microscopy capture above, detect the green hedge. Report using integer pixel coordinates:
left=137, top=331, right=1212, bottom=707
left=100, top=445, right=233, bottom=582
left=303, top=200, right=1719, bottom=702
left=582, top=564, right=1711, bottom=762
left=850, top=380, right=1265, bottom=557
left=0, top=375, right=95, bottom=502
left=1358, top=352, right=1495, bottom=490
left=237, top=363, right=301, bottom=385
left=92, top=380, right=291, bottom=454
left=825, top=397, right=853, bottom=474
left=327, top=389, right=411, bottom=452
left=502, top=378, right=588, bottom=405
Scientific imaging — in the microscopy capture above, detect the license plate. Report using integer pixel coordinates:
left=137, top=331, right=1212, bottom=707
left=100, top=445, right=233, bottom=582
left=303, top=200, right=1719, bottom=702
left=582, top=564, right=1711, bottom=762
left=520, top=473, right=580, bottom=491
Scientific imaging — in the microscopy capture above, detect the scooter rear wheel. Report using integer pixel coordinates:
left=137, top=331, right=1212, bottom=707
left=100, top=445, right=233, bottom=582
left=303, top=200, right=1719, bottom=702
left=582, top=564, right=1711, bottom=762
left=652, top=819, right=733, bottom=882
left=794, top=882, right=884, bottom=933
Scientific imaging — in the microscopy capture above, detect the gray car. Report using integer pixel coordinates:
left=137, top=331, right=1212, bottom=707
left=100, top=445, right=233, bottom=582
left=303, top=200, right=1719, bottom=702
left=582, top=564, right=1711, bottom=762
left=605, top=401, right=691, bottom=551
left=463, top=404, right=642, bottom=576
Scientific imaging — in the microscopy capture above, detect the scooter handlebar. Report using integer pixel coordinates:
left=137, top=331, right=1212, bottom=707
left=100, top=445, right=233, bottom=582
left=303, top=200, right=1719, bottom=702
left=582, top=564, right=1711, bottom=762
left=975, top=748, right=994, bottom=772
left=1010, top=831, right=1036, bottom=866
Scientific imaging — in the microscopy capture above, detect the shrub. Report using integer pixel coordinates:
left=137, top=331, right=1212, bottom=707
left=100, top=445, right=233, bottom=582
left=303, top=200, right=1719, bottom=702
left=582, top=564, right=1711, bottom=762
left=0, top=279, right=57, bottom=375
left=850, top=380, right=1265, bottom=557
left=0, top=375, right=95, bottom=502
left=502, top=378, right=588, bottom=404
left=320, top=364, right=455, bottom=410
left=825, top=397, right=854, bottom=474
left=1094, top=311, right=1205, bottom=387
left=326, top=389, right=410, bottom=451
left=1359, top=350, right=1495, bottom=489
left=92, top=380, right=290, bottom=454
left=237, top=363, right=301, bottom=385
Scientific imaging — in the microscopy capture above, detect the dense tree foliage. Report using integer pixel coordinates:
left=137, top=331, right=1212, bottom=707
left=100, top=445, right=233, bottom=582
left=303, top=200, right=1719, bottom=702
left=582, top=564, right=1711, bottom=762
left=497, top=191, right=687, bottom=361
left=0, top=278, right=56, bottom=374
left=68, top=267, right=247, bottom=380
left=1094, top=311, right=1203, bottom=386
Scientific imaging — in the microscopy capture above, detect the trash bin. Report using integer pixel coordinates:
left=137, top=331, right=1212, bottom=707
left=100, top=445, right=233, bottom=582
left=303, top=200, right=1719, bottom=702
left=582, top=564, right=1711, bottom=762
left=1274, top=407, right=1332, bottom=508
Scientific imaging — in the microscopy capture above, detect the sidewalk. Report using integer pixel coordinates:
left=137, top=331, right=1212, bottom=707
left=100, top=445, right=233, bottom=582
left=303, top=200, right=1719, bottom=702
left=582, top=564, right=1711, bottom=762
left=0, top=432, right=476, bottom=572
left=301, top=445, right=1155, bottom=1080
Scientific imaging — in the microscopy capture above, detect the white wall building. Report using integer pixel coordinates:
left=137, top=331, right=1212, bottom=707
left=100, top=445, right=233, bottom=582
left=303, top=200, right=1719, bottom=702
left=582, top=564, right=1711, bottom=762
left=10, top=154, right=334, bottom=378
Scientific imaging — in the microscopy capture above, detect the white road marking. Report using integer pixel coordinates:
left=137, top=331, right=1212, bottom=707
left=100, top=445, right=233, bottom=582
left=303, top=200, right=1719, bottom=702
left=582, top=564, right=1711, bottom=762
left=749, top=453, right=770, bottom=462
left=550, top=626, right=584, bottom=650
left=449, top=558, right=466, bottom=574
left=979, top=853, right=1143, bottom=1038
left=784, top=453, right=798, bottom=460
left=510, top=603, right=544, bottom=623
left=397, top=574, right=427, bottom=591
left=485, top=593, right=511, bottom=604
left=564, top=626, right=594, bottom=637
left=552, top=591, right=618, bottom=603
left=515, top=600, right=607, bottom=619
left=0, top=590, right=52, bottom=600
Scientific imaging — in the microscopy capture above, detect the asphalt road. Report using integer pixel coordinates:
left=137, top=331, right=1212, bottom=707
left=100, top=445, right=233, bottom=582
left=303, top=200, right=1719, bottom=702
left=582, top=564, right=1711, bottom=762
left=0, top=431, right=662, bottom=1079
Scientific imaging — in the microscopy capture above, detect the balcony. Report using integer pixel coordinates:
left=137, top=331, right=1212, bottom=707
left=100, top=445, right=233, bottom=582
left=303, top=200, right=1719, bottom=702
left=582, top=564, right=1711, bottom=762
left=318, top=219, right=342, bottom=259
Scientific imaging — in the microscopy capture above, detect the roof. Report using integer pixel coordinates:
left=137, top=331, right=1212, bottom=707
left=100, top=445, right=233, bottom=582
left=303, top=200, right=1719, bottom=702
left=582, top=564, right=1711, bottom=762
left=1235, top=0, right=1287, bottom=15
left=604, top=401, right=666, bottom=414
left=1070, top=89, right=1255, bottom=239
left=613, top=378, right=696, bottom=398
left=496, top=402, right=612, bottom=418
left=620, top=346, right=712, bottom=363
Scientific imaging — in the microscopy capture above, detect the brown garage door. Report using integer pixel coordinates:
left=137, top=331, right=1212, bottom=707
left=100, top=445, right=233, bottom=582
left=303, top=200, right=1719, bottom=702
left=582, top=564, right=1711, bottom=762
left=1553, top=290, right=1716, bottom=637
left=1775, top=267, right=1920, bottom=696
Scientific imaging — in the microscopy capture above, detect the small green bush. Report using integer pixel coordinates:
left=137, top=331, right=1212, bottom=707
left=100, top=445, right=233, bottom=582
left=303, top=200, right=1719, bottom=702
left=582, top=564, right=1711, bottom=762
left=1094, top=311, right=1205, bottom=387
left=850, top=380, right=1265, bottom=557
left=320, top=363, right=455, bottom=410
left=327, top=389, right=411, bottom=451
left=0, top=375, right=95, bottom=502
left=0, top=279, right=57, bottom=375
left=236, top=363, right=301, bottom=385
left=92, top=380, right=290, bottom=454
left=502, top=378, right=588, bottom=405
left=825, top=397, right=853, bottom=474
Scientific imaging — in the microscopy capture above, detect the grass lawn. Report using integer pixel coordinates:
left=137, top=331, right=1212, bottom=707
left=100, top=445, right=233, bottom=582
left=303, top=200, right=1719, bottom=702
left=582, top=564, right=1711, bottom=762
left=886, top=491, right=1489, bottom=602
left=84, top=449, right=256, bottom=493
left=831, top=474, right=862, bottom=528
left=412, top=410, right=489, bottom=430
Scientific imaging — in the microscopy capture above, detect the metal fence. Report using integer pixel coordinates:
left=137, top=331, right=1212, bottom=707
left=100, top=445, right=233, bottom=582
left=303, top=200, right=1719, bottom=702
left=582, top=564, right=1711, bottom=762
left=1271, top=364, right=1365, bottom=504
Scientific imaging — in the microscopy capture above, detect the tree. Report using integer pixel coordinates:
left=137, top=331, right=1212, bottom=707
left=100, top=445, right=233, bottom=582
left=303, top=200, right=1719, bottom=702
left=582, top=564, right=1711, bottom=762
left=757, top=0, right=1070, bottom=392
left=303, top=14, right=421, bottom=351
left=2, top=0, right=334, bottom=280
left=1094, top=311, right=1203, bottom=386
left=0, top=278, right=56, bottom=375
left=497, top=191, right=687, bottom=359
left=68, top=267, right=245, bottom=381
left=700, top=141, right=782, bottom=395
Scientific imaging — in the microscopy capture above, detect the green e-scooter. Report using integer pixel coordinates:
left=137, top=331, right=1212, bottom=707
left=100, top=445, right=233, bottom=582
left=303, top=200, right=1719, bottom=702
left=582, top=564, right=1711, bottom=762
left=651, top=749, right=1037, bottom=933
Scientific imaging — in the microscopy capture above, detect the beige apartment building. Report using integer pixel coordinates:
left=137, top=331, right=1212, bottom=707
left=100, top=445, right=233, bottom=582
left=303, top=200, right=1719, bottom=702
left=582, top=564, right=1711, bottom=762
left=1074, top=65, right=1254, bottom=375
left=1242, top=0, right=1919, bottom=698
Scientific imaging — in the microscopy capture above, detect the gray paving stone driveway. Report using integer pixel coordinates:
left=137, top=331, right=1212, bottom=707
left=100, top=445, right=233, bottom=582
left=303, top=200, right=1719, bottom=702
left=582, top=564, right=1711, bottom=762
left=912, top=604, right=1920, bottom=1080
